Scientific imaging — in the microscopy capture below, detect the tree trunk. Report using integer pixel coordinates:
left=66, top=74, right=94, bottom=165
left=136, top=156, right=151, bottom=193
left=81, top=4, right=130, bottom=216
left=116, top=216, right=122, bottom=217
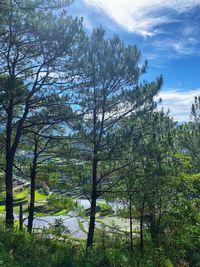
left=5, top=101, right=14, bottom=227
left=19, top=204, right=23, bottom=230
left=129, top=193, right=133, bottom=263
left=28, top=155, right=37, bottom=234
left=5, top=156, right=14, bottom=227
left=149, top=210, right=159, bottom=249
left=5, top=97, right=27, bottom=227
left=140, top=199, right=145, bottom=257
left=87, top=158, right=98, bottom=248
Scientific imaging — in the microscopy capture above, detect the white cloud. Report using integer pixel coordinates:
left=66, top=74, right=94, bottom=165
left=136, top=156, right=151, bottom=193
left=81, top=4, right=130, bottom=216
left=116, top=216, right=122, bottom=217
left=84, top=0, right=200, bottom=36
left=183, top=25, right=196, bottom=37
left=157, top=88, right=200, bottom=121
left=151, top=38, right=199, bottom=56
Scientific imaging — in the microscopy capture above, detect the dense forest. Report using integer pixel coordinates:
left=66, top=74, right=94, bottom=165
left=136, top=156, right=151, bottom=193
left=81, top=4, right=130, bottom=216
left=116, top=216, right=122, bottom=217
left=0, top=1, right=199, bottom=266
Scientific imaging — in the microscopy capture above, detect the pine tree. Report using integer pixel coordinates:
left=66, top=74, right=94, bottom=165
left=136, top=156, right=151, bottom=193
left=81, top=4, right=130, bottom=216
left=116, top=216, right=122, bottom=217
left=74, top=27, right=162, bottom=247
left=0, top=0, right=83, bottom=227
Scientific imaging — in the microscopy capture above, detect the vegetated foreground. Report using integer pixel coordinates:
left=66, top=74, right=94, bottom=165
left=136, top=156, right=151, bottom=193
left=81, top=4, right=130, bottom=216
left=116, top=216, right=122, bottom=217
left=0, top=1, right=199, bottom=266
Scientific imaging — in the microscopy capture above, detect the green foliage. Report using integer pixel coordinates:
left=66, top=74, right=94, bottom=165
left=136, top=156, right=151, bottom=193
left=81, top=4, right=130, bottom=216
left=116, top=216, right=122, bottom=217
left=49, top=218, right=70, bottom=238
left=160, top=193, right=200, bottom=265
left=97, top=202, right=112, bottom=211
left=0, top=224, right=74, bottom=267
left=46, top=194, right=75, bottom=213
left=163, top=259, right=174, bottom=267
left=97, top=202, right=114, bottom=216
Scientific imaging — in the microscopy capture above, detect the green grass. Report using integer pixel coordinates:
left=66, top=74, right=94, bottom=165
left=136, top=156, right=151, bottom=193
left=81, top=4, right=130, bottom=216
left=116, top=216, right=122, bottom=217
left=0, top=190, right=48, bottom=216
left=54, top=209, right=67, bottom=216
left=34, top=212, right=47, bottom=217
left=35, top=191, right=48, bottom=201
left=14, top=189, right=48, bottom=202
left=14, top=190, right=28, bottom=199
left=0, top=206, right=5, bottom=212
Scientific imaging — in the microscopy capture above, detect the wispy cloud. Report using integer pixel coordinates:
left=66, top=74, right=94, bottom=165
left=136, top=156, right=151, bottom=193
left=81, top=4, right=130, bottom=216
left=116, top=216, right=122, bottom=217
left=84, top=0, right=200, bottom=37
left=158, top=88, right=200, bottom=121
left=151, top=38, right=200, bottom=56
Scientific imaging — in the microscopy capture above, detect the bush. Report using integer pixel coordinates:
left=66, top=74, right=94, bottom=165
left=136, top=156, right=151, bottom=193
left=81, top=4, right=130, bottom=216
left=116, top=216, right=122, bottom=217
left=0, top=224, right=76, bottom=267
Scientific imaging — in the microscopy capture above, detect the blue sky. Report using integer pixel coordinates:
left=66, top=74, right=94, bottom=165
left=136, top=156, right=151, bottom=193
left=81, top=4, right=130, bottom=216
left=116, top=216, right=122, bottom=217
left=68, top=0, right=200, bottom=122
